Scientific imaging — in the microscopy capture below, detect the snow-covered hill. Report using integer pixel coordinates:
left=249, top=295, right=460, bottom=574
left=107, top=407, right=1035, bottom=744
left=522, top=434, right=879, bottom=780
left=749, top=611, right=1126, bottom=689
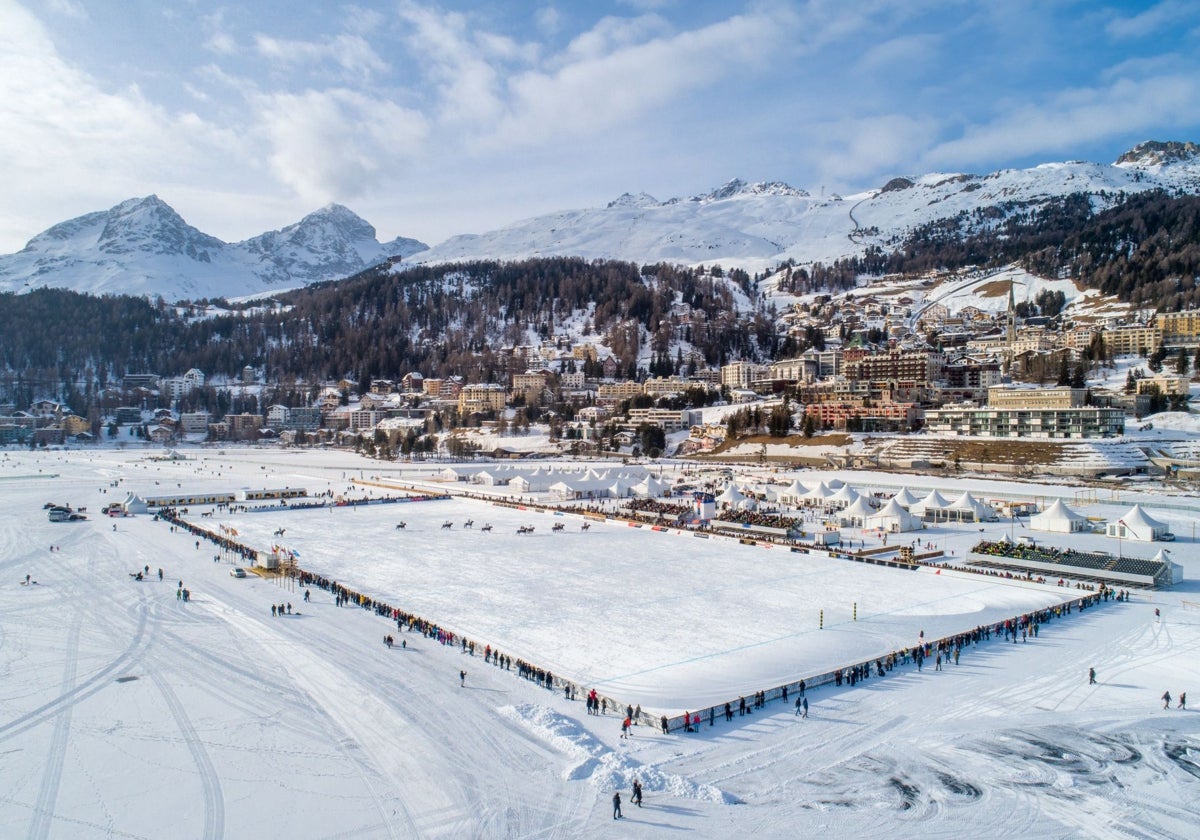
left=3, top=141, right=1198, bottom=302
left=0, top=196, right=428, bottom=301
left=415, top=141, right=1200, bottom=271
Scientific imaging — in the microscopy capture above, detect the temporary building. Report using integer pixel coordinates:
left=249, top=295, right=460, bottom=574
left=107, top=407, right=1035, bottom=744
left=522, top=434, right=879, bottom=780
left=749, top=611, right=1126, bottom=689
left=779, top=479, right=808, bottom=505
left=838, top=496, right=877, bottom=527
left=865, top=498, right=922, bottom=533
left=909, top=490, right=951, bottom=518
left=1105, top=505, right=1172, bottom=542
left=946, top=491, right=996, bottom=523
left=801, top=482, right=834, bottom=503
left=1028, top=499, right=1090, bottom=533
left=891, top=488, right=920, bottom=508
left=827, top=484, right=860, bottom=509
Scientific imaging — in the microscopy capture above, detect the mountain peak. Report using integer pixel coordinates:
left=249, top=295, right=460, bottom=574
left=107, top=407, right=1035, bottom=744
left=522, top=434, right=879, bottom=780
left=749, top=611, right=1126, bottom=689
left=691, top=179, right=809, bottom=202
left=607, top=192, right=660, bottom=209
left=1115, top=140, right=1200, bottom=168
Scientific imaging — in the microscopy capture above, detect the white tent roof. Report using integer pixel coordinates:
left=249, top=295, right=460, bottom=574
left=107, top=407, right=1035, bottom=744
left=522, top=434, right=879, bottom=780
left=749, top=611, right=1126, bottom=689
left=781, top=479, right=807, bottom=498
left=1114, top=504, right=1169, bottom=540
left=1029, top=499, right=1088, bottom=532
left=715, top=485, right=746, bottom=504
left=866, top=498, right=922, bottom=532
left=802, top=481, right=833, bottom=501
left=910, top=490, right=950, bottom=515
left=891, top=488, right=920, bottom=508
left=829, top=484, right=860, bottom=505
left=838, top=496, right=876, bottom=523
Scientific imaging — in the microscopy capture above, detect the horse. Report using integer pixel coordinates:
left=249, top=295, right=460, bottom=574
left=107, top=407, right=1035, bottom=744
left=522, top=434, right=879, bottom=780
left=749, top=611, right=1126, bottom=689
left=463, top=519, right=474, bottom=529
left=580, top=522, right=591, bottom=531
left=442, top=521, right=453, bottom=529
left=480, top=524, right=492, bottom=532
left=551, top=522, right=565, bottom=532
left=273, top=528, right=286, bottom=537
left=517, top=525, right=534, bottom=535
left=395, top=522, right=407, bottom=530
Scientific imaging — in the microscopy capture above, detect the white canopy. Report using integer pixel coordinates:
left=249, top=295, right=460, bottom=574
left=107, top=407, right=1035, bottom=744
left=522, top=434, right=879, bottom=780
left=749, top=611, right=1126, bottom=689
left=838, top=496, right=877, bottom=527
left=1106, top=504, right=1170, bottom=542
left=891, top=488, right=920, bottom=508
left=828, top=484, right=861, bottom=508
left=1029, top=499, right=1089, bottom=533
left=866, top=498, right=922, bottom=533
left=801, top=481, right=833, bottom=502
left=779, top=479, right=808, bottom=504
left=910, top=490, right=951, bottom=516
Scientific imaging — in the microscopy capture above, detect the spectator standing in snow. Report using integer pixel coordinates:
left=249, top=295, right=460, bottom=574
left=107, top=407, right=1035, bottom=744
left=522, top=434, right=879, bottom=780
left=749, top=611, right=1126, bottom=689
left=1089, top=667, right=1096, bottom=685
left=612, top=791, right=622, bottom=819
left=802, top=697, right=809, bottom=718
left=460, top=669, right=466, bottom=687
left=632, top=779, right=643, bottom=807
left=1179, top=692, right=1187, bottom=709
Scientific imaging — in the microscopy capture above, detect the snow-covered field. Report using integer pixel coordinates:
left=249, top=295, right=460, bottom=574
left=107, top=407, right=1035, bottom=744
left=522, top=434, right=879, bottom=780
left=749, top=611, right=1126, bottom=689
left=2, top=448, right=1199, bottom=838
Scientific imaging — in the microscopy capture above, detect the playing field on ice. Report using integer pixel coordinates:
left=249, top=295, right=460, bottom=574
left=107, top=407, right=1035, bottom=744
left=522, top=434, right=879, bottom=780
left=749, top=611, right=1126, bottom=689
left=220, top=493, right=1075, bottom=710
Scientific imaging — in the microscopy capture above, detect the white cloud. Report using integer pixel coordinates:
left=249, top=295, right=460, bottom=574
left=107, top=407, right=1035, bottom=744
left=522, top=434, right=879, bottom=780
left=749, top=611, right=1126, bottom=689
left=395, top=1, right=507, bottom=125
left=811, top=114, right=942, bottom=186
left=203, top=10, right=237, bottom=55
left=487, top=9, right=788, bottom=149
left=44, top=0, right=86, bottom=20
left=924, top=74, right=1200, bottom=168
left=1106, top=0, right=1199, bottom=39
left=254, top=33, right=388, bottom=82
left=255, top=88, right=429, bottom=202
left=535, top=5, right=560, bottom=38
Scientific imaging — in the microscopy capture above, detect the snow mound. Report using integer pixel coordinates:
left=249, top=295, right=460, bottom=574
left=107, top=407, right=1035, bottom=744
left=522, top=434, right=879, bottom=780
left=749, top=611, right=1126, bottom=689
left=499, top=703, right=738, bottom=804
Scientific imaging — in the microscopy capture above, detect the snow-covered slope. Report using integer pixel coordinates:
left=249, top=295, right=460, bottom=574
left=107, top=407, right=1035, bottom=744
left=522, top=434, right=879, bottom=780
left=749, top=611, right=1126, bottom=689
left=0, top=197, right=428, bottom=301
left=415, top=141, right=1200, bottom=270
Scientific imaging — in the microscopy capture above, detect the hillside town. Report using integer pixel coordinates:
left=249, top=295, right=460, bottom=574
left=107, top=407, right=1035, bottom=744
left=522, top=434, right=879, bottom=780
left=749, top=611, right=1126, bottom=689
left=6, top=285, right=1199, bottom=479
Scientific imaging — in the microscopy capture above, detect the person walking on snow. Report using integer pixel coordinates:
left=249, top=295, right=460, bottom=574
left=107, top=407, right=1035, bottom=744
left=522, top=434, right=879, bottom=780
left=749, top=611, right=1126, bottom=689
left=1089, top=667, right=1096, bottom=685
left=460, top=670, right=466, bottom=687
left=1163, top=690, right=1172, bottom=709
left=632, top=779, right=643, bottom=807
left=795, top=696, right=802, bottom=716
left=802, top=697, right=809, bottom=718
left=1179, top=692, right=1187, bottom=710
left=612, top=791, right=622, bottom=819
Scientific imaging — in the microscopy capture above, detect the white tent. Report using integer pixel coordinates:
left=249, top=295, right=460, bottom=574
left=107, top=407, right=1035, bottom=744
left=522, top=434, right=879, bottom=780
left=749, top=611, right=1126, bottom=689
left=801, top=482, right=834, bottom=503
left=779, top=479, right=808, bottom=505
left=631, top=476, right=672, bottom=498
left=865, top=498, right=922, bottom=533
left=1106, top=504, right=1171, bottom=542
left=838, top=496, right=877, bottom=527
left=891, top=488, right=920, bottom=508
left=1029, top=499, right=1089, bottom=533
left=120, top=493, right=150, bottom=515
left=910, top=490, right=951, bottom=517
left=946, top=491, right=995, bottom=522
left=828, top=484, right=860, bottom=509
left=715, top=485, right=746, bottom=507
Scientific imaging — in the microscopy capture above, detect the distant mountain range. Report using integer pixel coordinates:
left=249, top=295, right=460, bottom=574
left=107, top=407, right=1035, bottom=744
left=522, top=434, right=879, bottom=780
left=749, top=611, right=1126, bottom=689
left=0, top=197, right=428, bottom=301
left=2, top=141, right=1198, bottom=302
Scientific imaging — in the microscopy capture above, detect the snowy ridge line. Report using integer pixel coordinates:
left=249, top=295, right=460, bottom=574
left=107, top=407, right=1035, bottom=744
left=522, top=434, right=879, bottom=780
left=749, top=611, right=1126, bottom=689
left=653, top=590, right=1110, bottom=733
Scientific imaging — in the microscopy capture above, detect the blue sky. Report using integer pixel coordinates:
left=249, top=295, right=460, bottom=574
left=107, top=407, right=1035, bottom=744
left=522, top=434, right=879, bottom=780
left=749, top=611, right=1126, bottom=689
left=1, top=0, right=1198, bottom=252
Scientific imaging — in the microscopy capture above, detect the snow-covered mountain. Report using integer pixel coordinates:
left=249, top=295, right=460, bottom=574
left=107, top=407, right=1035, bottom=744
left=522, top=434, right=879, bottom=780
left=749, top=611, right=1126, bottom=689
left=0, top=196, right=428, bottom=301
left=3, top=142, right=1198, bottom=301
left=414, top=141, right=1200, bottom=270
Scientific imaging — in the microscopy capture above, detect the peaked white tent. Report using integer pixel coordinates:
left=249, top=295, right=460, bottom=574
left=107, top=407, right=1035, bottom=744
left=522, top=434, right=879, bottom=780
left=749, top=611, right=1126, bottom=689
left=828, top=484, right=861, bottom=509
left=715, top=485, right=746, bottom=507
left=1029, top=499, right=1089, bottom=533
left=891, top=488, right=920, bottom=508
left=838, top=495, right=877, bottom=527
left=801, top=482, right=834, bottom=503
left=779, top=479, right=808, bottom=505
left=910, top=490, right=951, bottom=517
left=120, top=493, right=150, bottom=515
left=1106, top=505, right=1171, bottom=542
left=946, top=491, right=996, bottom=522
left=866, top=498, right=922, bottom=533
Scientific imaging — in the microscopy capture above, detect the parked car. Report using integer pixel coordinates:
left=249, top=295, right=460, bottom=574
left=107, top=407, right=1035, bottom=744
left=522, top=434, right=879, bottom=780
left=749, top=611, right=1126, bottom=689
left=229, top=568, right=247, bottom=578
